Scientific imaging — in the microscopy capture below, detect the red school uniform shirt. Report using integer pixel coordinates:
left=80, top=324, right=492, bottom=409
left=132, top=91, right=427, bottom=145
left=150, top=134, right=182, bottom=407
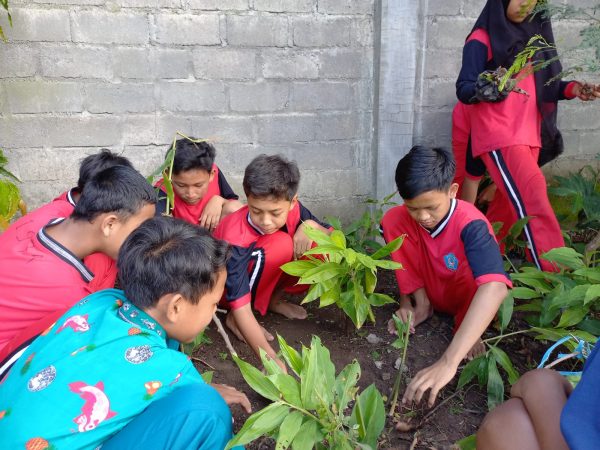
left=456, top=29, right=577, bottom=158
left=381, top=199, right=512, bottom=328
left=0, top=219, right=94, bottom=358
left=213, top=202, right=328, bottom=314
left=1, top=188, right=117, bottom=293
left=155, top=165, right=238, bottom=224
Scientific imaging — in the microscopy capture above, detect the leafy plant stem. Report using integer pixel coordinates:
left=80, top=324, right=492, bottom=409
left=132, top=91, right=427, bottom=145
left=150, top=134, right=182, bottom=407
left=389, top=311, right=412, bottom=416
left=482, top=329, right=531, bottom=345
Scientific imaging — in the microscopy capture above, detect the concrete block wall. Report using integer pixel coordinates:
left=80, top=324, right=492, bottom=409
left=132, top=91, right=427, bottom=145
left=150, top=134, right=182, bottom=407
left=413, top=0, right=600, bottom=175
left=0, top=0, right=376, bottom=220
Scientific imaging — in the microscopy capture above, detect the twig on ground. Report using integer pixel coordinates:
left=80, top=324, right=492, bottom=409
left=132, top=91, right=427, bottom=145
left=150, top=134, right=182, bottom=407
left=212, top=313, right=237, bottom=357
left=190, top=356, right=216, bottom=370
left=409, top=433, right=419, bottom=450
left=418, top=388, right=467, bottom=428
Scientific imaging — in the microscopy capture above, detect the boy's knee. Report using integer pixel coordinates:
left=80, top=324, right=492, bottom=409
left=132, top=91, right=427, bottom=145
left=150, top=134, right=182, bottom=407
left=258, top=232, right=294, bottom=263
left=477, top=399, right=526, bottom=446
left=511, top=368, right=564, bottom=397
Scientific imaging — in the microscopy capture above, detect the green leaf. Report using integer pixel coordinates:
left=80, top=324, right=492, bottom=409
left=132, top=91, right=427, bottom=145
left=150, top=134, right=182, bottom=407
left=299, top=262, right=347, bottom=284
left=557, top=307, right=589, bottom=328
left=372, top=259, right=402, bottom=270
left=269, top=373, right=302, bottom=405
left=225, top=402, right=289, bottom=449
left=233, top=355, right=281, bottom=402
left=584, top=284, right=600, bottom=305
left=276, top=411, right=304, bottom=450
left=200, top=371, right=214, bottom=384
left=486, top=357, right=505, bottom=410
left=277, top=334, right=303, bottom=376
left=368, top=293, right=396, bottom=307
left=498, top=292, right=514, bottom=332
left=574, top=268, right=600, bottom=283
left=281, top=260, right=319, bottom=277
left=578, top=318, right=600, bottom=335
left=350, top=384, right=385, bottom=449
left=541, top=247, right=585, bottom=270
left=0, top=179, right=21, bottom=223
left=301, top=226, right=335, bottom=247
left=330, top=230, right=347, bottom=249
left=300, top=336, right=335, bottom=409
left=511, top=287, right=541, bottom=299
left=455, top=434, right=477, bottom=450
left=261, top=348, right=285, bottom=376
left=334, top=360, right=361, bottom=415
left=371, top=235, right=404, bottom=260
left=364, top=269, right=376, bottom=294
left=458, top=356, right=485, bottom=389
left=291, top=418, right=323, bottom=450
left=489, top=346, right=519, bottom=385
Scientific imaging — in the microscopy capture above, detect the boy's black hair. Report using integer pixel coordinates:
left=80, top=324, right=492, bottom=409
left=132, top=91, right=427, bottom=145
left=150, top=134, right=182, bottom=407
left=243, top=154, right=300, bottom=201
left=77, top=149, right=133, bottom=191
left=117, top=216, right=229, bottom=309
left=171, top=138, right=216, bottom=175
left=395, top=146, right=456, bottom=199
left=71, top=165, right=157, bottom=222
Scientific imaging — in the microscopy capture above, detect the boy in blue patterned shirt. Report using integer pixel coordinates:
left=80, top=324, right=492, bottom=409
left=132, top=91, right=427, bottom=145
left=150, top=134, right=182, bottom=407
left=0, top=217, right=249, bottom=450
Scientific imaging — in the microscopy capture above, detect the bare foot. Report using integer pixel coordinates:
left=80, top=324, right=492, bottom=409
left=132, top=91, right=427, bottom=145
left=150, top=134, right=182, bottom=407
left=465, top=339, right=486, bottom=360
left=269, top=300, right=308, bottom=320
left=225, top=314, right=274, bottom=343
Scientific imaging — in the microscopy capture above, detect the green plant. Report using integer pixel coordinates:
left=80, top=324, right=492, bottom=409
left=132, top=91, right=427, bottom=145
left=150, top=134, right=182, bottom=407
left=548, top=166, right=600, bottom=229
left=181, top=330, right=212, bottom=357
left=326, top=192, right=398, bottom=254
left=0, top=148, right=26, bottom=231
left=0, top=0, right=11, bottom=41
left=389, top=312, right=411, bottom=417
left=281, top=227, right=403, bottom=329
left=227, top=335, right=385, bottom=450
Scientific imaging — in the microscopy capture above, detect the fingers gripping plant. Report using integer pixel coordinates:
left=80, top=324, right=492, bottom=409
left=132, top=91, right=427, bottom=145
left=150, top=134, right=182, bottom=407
left=281, top=227, right=403, bottom=329
left=227, top=335, right=386, bottom=450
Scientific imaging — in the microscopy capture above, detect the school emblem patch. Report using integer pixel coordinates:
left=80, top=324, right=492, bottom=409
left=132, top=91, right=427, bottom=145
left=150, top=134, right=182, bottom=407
left=444, top=253, right=459, bottom=271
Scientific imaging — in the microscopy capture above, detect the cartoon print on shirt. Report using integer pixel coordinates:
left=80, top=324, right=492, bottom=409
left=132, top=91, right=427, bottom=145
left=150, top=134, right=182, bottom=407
left=124, top=345, right=153, bottom=364
left=27, top=366, right=57, bottom=392
left=69, top=381, right=117, bottom=432
left=143, top=381, right=162, bottom=400
left=56, top=315, right=90, bottom=334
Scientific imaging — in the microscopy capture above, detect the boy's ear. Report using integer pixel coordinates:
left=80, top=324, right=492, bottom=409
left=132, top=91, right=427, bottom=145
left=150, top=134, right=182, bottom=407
left=208, top=168, right=216, bottom=182
left=164, top=293, right=185, bottom=323
left=448, top=183, right=459, bottom=199
left=289, top=194, right=298, bottom=210
left=99, top=213, right=121, bottom=238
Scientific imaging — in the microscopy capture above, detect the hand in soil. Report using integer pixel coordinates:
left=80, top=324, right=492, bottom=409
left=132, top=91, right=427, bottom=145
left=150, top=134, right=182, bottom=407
left=269, top=300, right=308, bottom=320
left=402, top=357, right=459, bottom=408
left=465, top=339, right=486, bottom=361
left=211, top=383, right=252, bottom=414
left=225, top=313, right=275, bottom=343
left=388, top=295, right=433, bottom=335
left=573, top=82, right=600, bottom=101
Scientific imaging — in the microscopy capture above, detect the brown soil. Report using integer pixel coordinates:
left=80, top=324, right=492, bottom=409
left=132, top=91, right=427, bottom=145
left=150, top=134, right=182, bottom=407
left=193, top=271, right=548, bottom=450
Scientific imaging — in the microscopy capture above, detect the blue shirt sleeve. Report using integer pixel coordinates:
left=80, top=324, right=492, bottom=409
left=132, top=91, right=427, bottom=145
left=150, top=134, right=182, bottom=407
left=456, top=40, right=489, bottom=104
left=460, top=220, right=507, bottom=279
left=298, top=203, right=330, bottom=230
left=224, top=244, right=256, bottom=302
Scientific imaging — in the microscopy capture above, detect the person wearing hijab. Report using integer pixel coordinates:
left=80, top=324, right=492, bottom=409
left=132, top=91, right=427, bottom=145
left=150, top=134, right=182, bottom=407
left=456, top=0, right=600, bottom=272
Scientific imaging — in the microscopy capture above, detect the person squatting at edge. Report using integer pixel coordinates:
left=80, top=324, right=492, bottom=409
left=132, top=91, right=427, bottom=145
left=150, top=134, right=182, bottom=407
left=0, top=217, right=250, bottom=450
left=381, top=146, right=511, bottom=410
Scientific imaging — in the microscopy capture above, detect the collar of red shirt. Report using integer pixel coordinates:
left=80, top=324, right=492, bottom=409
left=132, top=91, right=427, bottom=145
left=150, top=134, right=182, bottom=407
left=422, top=198, right=458, bottom=239
left=36, top=218, right=94, bottom=282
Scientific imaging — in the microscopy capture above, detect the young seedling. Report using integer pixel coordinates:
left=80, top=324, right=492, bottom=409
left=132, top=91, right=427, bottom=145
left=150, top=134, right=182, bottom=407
left=389, top=312, right=412, bottom=418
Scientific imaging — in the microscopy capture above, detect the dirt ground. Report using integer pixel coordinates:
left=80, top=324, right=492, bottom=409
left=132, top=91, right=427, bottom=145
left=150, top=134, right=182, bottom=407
left=193, top=271, right=543, bottom=450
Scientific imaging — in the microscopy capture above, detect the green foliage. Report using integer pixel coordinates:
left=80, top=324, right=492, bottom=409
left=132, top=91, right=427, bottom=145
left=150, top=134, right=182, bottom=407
left=548, top=166, right=600, bottom=229
left=200, top=371, right=214, bottom=384
left=499, top=34, right=556, bottom=92
left=181, top=330, right=212, bottom=357
left=532, top=2, right=600, bottom=79
left=0, top=148, right=25, bottom=231
left=0, top=0, right=11, bottom=42
left=281, top=226, right=402, bottom=329
left=326, top=192, right=398, bottom=254
left=455, top=434, right=477, bottom=450
left=227, top=335, right=386, bottom=450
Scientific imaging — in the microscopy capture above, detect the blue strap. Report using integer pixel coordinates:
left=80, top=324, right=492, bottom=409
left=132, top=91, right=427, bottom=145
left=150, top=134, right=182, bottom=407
left=537, top=335, right=592, bottom=377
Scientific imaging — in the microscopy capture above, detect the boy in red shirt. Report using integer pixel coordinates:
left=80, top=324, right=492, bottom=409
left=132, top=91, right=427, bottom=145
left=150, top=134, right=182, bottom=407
left=155, top=139, right=243, bottom=231
left=2, top=149, right=133, bottom=292
left=381, top=145, right=511, bottom=408
left=0, top=165, right=156, bottom=369
left=214, top=154, right=330, bottom=369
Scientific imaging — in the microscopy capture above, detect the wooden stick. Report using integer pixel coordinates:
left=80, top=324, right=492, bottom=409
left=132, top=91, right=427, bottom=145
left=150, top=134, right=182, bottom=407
left=212, top=313, right=237, bottom=357
left=190, top=356, right=216, bottom=370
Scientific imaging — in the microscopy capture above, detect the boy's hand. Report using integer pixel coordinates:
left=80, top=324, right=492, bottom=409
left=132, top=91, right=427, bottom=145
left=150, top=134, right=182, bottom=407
left=199, top=196, right=225, bottom=231
left=211, top=383, right=252, bottom=413
left=294, top=221, right=315, bottom=259
left=402, top=357, right=459, bottom=408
